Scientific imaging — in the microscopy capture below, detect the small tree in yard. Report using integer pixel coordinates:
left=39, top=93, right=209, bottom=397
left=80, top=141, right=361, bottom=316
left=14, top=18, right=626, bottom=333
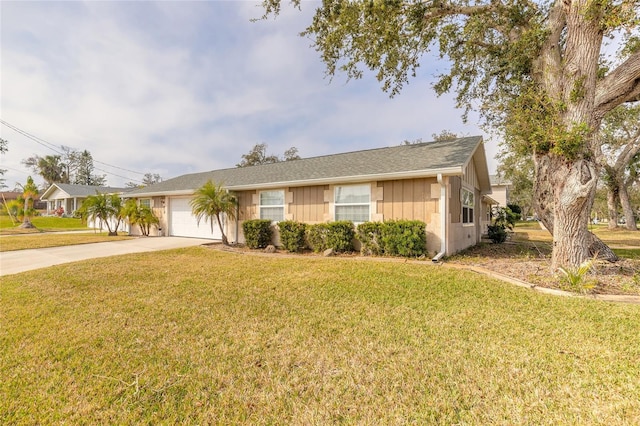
left=82, top=193, right=125, bottom=236
left=17, top=176, right=39, bottom=229
left=488, top=207, right=517, bottom=244
left=190, top=180, right=237, bottom=245
left=123, top=199, right=160, bottom=236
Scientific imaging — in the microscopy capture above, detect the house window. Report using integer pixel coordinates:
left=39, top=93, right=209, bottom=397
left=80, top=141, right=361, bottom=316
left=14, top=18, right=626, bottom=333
left=334, top=184, right=370, bottom=223
left=260, top=190, right=285, bottom=222
left=140, top=198, right=151, bottom=209
left=462, top=188, right=474, bottom=224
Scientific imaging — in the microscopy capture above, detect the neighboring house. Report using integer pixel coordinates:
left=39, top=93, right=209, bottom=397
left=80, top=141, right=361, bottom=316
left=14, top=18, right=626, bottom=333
left=0, top=191, right=46, bottom=211
left=489, top=174, right=511, bottom=207
left=41, top=183, right=127, bottom=215
left=127, top=136, right=495, bottom=256
left=40, top=183, right=130, bottom=232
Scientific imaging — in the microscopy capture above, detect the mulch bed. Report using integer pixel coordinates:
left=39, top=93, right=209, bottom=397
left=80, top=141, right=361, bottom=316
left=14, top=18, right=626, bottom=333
left=448, top=241, right=640, bottom=296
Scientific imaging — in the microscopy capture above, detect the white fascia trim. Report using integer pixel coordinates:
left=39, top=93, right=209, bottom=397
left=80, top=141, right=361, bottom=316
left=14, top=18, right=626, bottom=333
left=225, top=167, right=464, bottom=191
left=124, top=190, right=194, bottom=198
left=40, top=184, right=62, bottom=200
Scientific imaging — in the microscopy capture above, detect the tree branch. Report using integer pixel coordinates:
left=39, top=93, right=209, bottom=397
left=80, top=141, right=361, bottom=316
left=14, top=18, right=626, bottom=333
left=594, top=51, right=640, bottom=118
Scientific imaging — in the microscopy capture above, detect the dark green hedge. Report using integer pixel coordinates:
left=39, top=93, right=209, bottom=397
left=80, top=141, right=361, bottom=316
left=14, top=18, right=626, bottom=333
left=356, top=221, right=383, bottom=256
left=242, top=219, right=273, bottom=249
left=381, top=220, right=427, bottom=257
left=357, top=220, right=427, bottom=257
left=306, top=221, right=355, bottom=253
left=278, top=220, right=307, bottom=252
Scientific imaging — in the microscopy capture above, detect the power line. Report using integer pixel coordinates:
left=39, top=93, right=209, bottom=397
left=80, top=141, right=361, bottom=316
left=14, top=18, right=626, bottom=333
left=0, top=118, right=148, bottom=182
left=0, top=119, right=65, bottom=155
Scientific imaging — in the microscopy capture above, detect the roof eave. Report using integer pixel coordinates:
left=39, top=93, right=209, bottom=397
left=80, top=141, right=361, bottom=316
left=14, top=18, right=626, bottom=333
left=226, top=167, right=464, bottom=191
left=126, top=167, right=464, bottom=197
left=124, top=189, right=195, bottom=198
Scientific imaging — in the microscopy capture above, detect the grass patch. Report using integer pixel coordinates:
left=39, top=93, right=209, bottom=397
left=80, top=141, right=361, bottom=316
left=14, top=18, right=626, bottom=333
left=0, top=233, right=132, bottom=252
left=613, top=248, right=640, bottom=260
left=2, top=248, right=639, bottom=423
left=0, top=216, right=90, bottom=235
left=513, top=222, right=640, bottom=251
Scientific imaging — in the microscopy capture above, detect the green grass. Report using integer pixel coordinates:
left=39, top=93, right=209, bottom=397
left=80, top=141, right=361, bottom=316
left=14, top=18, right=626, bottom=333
left=613, top=248, right=640, bottom=260
left=514, top=222, right=640, bottom=250
left=2, top=248, right=639, bottom=424
left=0, top=215, right=89, bottom=234
left=0, top=233, right=132, bottom=251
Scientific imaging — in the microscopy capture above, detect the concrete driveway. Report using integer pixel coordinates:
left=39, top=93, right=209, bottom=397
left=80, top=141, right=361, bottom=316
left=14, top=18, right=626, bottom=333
left=0, top=237, right=214, bottom=276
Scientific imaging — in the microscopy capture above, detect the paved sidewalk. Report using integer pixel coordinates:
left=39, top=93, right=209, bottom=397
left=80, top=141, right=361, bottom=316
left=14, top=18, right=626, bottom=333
left=0, top=237, right=213, bottom=276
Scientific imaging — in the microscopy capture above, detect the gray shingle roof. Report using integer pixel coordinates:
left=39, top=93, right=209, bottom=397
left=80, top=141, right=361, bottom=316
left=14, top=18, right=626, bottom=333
left=129, top=136, right=485, bottom=196
left=489, top=174, right=511, bottom=186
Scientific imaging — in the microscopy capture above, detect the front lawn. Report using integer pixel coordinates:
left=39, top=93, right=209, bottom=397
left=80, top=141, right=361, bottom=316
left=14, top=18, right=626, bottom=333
left=2, top=248, right=639, bottom=424
left=0, top=215, right=89, bottom=235
left=0, top=233, right=132, bottom=252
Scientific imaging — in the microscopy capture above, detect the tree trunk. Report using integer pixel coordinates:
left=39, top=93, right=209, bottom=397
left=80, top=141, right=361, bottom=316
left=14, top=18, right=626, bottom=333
left=534, top=154, right=618, bottom=270
left=606, top=186, right=619, bottom=229
left=216, top=213, right=229, bottom=245
left=619, top=181, right=638, bottom=231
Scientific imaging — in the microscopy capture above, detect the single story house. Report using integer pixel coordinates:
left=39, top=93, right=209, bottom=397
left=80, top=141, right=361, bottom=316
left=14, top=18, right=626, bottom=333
left=40, top=183, right=128, bottom=216
left=127, top=136, right=496, bottom=257
left=489, top=174, right=511, bottom=207
left=1, top=191, right=47, bottom=211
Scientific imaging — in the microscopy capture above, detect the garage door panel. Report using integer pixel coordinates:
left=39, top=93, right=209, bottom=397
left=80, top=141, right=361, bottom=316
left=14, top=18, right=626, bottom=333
left=169, top=197, right=223, bottom=239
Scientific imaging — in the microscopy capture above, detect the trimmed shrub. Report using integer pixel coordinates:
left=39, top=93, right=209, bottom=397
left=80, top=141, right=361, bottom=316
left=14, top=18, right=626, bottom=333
left=306, top=221, right=355, bottom=253
left=380, top=220, right=427, bottom=257
left=306, top=223, right=329, bottom=253
left=326, top=221, right=355, bottom=252
left=356, top=221, right=383, bottom=256
left=278, top=220, right=307, bottom=252
left=242, top=219, right=273, bottom=249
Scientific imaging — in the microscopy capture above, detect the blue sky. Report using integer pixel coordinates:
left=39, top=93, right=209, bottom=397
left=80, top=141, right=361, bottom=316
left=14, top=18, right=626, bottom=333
left=1, top=1, right=498, bottom=189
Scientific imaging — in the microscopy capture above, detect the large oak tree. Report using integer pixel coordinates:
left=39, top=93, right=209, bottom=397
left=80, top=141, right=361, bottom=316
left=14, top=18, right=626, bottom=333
left=262, top=0, right=639, bottom=269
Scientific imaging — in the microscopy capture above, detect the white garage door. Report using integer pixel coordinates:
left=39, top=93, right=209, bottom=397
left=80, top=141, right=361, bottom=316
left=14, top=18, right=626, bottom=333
left=169, top=197, right=223, bottom=240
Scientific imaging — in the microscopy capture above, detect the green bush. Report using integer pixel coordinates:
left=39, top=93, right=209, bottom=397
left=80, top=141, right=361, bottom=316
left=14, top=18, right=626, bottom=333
left=306, top=223, right=329, bottom=253
left=356, top=221, right=383, bottom=256
left=306, top=221, right=355, bottom=253
left=487, top=207, right=516, bottom=244
left=326, top=221, right=355, bottom=252
left=507, top=203, right=522, bottom=220
left=380, top=220, right=427, bottom=257
left=487, top=224, right=508, bottom=243
left=278, top=220, right=307, bottom=252
left=242, top=219, right=273, bottom=249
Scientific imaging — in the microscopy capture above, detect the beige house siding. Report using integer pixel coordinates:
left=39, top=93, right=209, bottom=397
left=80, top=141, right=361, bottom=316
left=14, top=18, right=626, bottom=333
left=448, top=175, right=485, bottom=254
left=463, top=160, right=479, bottom=189
left=377, top=178, right=436, bottom=221
left=491, top=184, right=509, bottom=206
left=289, top=185, right=329, bottom=223
left=449, top=177, right=461, bottom=224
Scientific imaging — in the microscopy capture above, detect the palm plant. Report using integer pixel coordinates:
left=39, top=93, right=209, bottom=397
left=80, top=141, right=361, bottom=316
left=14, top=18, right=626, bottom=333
left=17, top=176, right=39, bottom=228
left=123, top=199, right=159, bottom=236
left=190, top=180, right=237, bottom=245
left=81, top=193, right=124, bottom=236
